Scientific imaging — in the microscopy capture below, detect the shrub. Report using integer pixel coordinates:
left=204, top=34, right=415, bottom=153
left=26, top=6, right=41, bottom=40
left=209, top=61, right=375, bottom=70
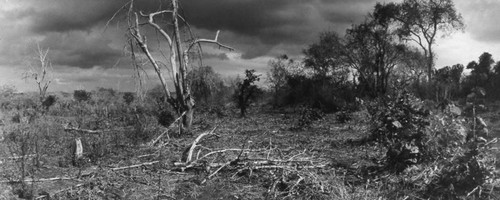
left=0, top=84, right=16, bottom=98
left=42, top=95, right=56, bottom=110
left=233, top=69, right=263, bottom=117
left=73, top=90, right=91, bottom=102
left=294, top=107, right=324, bottom=130
left=369, top=92, right=431, bottom=172
left=123, top=92, right=135, bottom=105
left=157, top=109, right=175, bottom=127
left=425, top=144, right=496, bottom=199
left=336, top=111, right=352, bottom=123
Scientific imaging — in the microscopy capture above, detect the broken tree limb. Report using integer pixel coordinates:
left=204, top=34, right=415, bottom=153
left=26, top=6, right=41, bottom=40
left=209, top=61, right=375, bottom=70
left=35, top=183, right=86, bottom=200
left=0, top=154, right=37, bottom=161
left=185, top=127, right=217, bottom=163
left=201, top=161, right=232, bottom=184
left=1, top=176, right=77, bottom=184
left=149, top=111, right=186, bottom=146
left=186, top=30, right=234, bottom=53
left=111, top=161, right=160, bottom=171
left=64, top=126, right=102, bottom=135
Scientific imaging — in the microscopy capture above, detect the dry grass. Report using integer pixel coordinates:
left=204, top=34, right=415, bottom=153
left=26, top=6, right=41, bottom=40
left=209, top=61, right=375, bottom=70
left=0, top=93, right=499, bottom=199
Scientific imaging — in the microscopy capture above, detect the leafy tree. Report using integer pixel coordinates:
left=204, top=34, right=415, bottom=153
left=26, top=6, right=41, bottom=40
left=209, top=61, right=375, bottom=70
left=434, top=64, right=463, bottom=101
left=463, top=52, right=494, bottom=98
left=490, top=61, right=500, bottom=98
left=374, top=0, right=465, bottom=80
left=343, top=15, right=409, bottom=97
left=304, top=14, right=412, bottom=98
left=304, top=32, right=347, bottom=79
left=233, top=69, right=262, bottom=117
left=303, top=32, right=350, bottom=86
left=266, top=55, right=303, bottom=107
left=393, top=47, right=427, bottom=89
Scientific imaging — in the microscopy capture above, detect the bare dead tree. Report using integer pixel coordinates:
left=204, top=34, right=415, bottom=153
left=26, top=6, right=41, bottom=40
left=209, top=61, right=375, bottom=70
left=122, top=0, right=233, bottom=131
left=23, top=44, right=52, bottom=103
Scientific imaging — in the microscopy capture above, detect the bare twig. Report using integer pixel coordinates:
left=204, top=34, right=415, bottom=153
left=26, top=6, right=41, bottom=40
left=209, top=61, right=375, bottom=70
left=111, top=161, right=160, bottom=171
left=201, top=161, right=232, bottom=184
left=36, top=183, right=86, bottom=200
left=185, top=127, right=217, bottom=163
left=0, top=154, right=38, bottom=161
left=63, top=126, right=102, bottom=135
left=186, top=30, right=234, bottom=53
left=1, top=176, right=76, bottom=183
left=149, top=111, right=187, bottom=146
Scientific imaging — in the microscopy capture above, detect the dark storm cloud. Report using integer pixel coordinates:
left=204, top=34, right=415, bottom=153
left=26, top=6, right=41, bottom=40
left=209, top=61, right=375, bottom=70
left=181, top=0, right=376, bottom=58
left=6, top=0, right=379, bottom=69
left=29, top=0, right=125, bottom=33
left=55, top=46, right=122, bottom=69
left=28, top=0, right=181, bottom=33
left=38, top=32, right=123, bottom=69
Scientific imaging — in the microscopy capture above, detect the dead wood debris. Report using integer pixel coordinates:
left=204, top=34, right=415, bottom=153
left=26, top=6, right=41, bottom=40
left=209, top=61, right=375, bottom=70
left=168, top=129, right=330, bottom=197
left=148, top=111, right=186, bottom=146
left=111, top=161, right=160, bottom=171
left=63, top=124, right=103, bottom=135
left=0, top=177, right=75, bottom=184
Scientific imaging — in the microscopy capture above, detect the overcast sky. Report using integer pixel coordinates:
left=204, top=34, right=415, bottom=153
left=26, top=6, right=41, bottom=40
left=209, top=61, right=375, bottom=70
left=1, top=0, right=499, bottom=92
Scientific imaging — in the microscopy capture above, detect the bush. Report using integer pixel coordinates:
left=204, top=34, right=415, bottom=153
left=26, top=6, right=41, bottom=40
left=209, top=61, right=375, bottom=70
left=336, top=111, right=352, bottom=123
left=157, top=109, right=175, bottom=127
left=233, top=69, right=263, bottom=117
left=369, top=92, right=431, bottom=172
left=42, top=95, right=56, bottom=110
left=73, top=90, right=91, bottom=102
left=294, top=107, right=324, bottom=130
left=123, top=92, right=135, bottom=105
left=425, top=145, right=496, bottom=199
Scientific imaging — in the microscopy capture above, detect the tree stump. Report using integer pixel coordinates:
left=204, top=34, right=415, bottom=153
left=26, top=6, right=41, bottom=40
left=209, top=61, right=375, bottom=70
left=71, top=138, right=84, bottom=166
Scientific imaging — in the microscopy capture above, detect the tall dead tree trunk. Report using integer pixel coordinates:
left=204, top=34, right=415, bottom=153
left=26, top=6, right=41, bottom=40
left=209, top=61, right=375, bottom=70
left=125, top=0, right=232, bottom=131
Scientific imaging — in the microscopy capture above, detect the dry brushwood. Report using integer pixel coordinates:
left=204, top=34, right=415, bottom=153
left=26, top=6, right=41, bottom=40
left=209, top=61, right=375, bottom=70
left=172, top=129, right=329, bottom=187
left=111, top=161, right=160, bottom=171
left=148, top=111, right=186, bottom=146
left=63, top=123, right=102, bottom=135
left=1, top=176, right=75, bottom=184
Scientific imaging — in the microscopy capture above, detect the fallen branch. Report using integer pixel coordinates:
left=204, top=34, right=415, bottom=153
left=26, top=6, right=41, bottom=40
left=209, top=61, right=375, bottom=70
left=201, top=161, right=232, bottom=184
left=0, top=154, right=38, bottom=161
left=36, top=183, right=86, bottom=200
left=185, top=127, right=217, bottom=163
left=64, top=126, right=102, bottom=135
left=111, top=161, right=160, bottom=171
left=1, top=176, right=76, bottom=183
left=149, top=111, right=186, bottom=146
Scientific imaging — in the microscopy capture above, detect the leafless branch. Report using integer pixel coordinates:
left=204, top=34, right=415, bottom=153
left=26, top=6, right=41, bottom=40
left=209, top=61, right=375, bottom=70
left=186, top=30, right=234, bottom=53
left=111, top=161, right=160, bottom=171
left=149, top=111, right=187, bottom=146
left=185, top=127, right=217, bottom=163
left=63, top=125, right=102, bottom=135
left=1, top=176, right=76, bottom=183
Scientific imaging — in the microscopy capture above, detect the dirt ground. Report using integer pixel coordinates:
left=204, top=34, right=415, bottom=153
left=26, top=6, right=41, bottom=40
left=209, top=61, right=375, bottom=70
left=0, top=109, right=388, bottom=199
left=1, top=102, right=499, bottom=199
